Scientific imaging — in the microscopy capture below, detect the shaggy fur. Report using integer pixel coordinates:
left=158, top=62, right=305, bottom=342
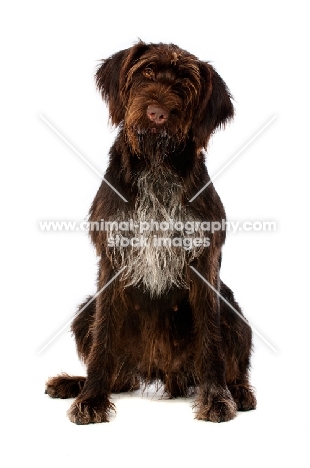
left=45, top=41, right=256, bottom=424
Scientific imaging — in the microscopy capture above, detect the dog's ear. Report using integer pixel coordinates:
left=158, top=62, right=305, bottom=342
left=95, top=42, right=149, bottom=126
left=192, top=62, right=234, bottom=149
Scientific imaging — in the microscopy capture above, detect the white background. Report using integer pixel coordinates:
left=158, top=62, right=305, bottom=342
left=1, top=1, right=309, bottom=466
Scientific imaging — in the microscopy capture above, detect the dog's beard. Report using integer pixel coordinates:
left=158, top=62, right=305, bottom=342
left=125, top=125, right=186, bottom=163
left=136, top=129, right=179, bottom=163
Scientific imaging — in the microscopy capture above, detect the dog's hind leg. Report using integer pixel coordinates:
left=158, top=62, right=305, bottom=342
left=219, top=281, right=257, bottom=411
left=45, top=297, right=95, bottom=399
left=71, top=295, right=96, bottom=362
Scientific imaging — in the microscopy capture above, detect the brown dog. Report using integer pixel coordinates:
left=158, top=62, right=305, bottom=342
left=45, top=41, right=256, bottom=424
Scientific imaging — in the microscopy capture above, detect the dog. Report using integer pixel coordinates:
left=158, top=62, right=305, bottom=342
left=45, top=41, right=256, bottom=424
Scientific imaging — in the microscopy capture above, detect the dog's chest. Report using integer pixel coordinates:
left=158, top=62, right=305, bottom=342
left=106, top=169, right=206, bottom=297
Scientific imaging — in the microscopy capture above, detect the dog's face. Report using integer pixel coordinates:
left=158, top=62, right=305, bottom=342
left=96, top=42, right=234, bottom=154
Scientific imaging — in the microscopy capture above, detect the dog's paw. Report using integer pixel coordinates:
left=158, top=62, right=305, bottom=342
left=229, top=384, right=257, bottom=411
left=196, top=393, right=237, bottom=423
left=45, top=374, right=85, bottom=399
left=67, top=399, right=115, bottom=425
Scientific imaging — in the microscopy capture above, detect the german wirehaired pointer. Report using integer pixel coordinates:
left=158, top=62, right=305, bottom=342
left=45, top=41, right=256, bottom=423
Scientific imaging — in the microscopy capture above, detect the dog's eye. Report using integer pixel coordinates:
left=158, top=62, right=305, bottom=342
left=143, top=67, right=155, bottom=79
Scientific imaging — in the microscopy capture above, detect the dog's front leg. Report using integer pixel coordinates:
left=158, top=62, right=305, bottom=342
left=68, top=279, right=118, bottom=424
left=190, top=260, right=237, bottom=423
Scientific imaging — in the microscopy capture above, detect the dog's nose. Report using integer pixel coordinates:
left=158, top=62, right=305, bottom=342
left=146, top=105, right=169, bottom=124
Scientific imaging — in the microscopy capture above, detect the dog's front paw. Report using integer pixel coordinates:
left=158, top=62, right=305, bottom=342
left=196, top=393, right=237, bottom=423
left=68, top=398, right=115, bottom=425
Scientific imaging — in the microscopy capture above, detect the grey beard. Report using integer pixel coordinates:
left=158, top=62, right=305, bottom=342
left=135, top=129, right=183, bottom=163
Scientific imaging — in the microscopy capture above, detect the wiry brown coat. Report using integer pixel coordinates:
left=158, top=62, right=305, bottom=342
left=45, top=42, right=256, bottom=424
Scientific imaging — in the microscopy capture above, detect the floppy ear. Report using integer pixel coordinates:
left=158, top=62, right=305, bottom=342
left=95, top=42, right=149, bottom=126
left=192, top=62, right=234, bottom=149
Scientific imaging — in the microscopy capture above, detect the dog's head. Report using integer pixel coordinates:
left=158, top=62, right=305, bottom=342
left=96, top=41, right=234, bottom=154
